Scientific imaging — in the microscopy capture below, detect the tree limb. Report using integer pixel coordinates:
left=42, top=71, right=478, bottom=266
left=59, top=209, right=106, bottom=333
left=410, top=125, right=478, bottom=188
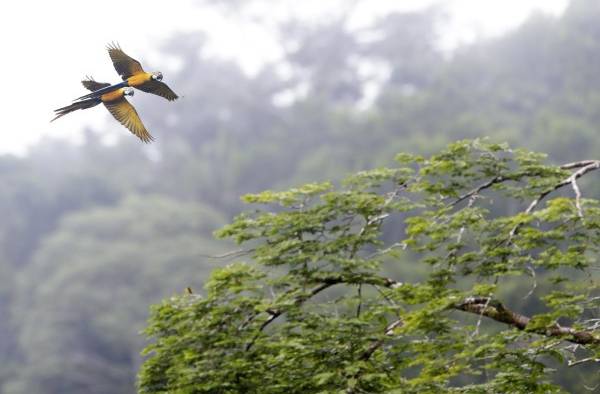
left=455, top=296, right=600, bottom=345
left=246, top=271, right=599, bottom=358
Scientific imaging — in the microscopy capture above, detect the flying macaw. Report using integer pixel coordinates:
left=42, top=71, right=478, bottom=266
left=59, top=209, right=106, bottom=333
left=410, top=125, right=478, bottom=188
left=52, top=77, right=154, bottom=143
left=75, top=43, right=178, bottom=102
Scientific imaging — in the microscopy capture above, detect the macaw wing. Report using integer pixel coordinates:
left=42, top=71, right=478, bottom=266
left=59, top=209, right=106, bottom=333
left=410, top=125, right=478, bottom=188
left=137, top=80, right=179, bottom=101
left=107, top=42, right=145, bottom=80
left=81, top=77, right=111, bottom=92
left=103, top=98, right=154, bottom=143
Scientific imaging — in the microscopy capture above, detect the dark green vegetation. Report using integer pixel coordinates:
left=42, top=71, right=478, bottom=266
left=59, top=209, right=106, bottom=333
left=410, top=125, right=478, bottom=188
left=3, top=0, right=600, bottom=392
left=140, top=140, right=600, bottom=393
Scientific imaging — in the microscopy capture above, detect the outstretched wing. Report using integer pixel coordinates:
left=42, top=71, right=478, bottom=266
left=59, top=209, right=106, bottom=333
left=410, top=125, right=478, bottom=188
left=81, top=76, right=111, bottom=92
left=107, top=42, right=145, bottom=80
left=137, top=80, right=179, bottom=101
left=103, top=97, right=154, bottom=143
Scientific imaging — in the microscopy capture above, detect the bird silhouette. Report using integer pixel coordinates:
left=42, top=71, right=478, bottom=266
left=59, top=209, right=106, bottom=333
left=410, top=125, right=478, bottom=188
left=75, top=43, right=178, bottom=102
left=52, top=77, right=154, bottom=143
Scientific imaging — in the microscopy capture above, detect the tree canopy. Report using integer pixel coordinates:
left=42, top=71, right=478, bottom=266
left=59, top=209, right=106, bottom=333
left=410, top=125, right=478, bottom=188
left=139, top=140, right=600, bottom=393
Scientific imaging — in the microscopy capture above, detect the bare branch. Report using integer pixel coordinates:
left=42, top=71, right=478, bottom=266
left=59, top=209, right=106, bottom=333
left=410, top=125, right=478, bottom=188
left=529, top=161, right=599, bottom=213
left=450, top=160, right=599, bottom=210
left=571, top=177, right=584, bottom=220
left=560, top=160, right=600, bottom=170
left=510, top=160, right=600, bottom=238
left=568, top=357, right=600, bottom=367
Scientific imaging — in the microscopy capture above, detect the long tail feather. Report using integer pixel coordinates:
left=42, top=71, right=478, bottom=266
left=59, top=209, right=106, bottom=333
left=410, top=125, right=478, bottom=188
left=51, top=98, right=100, bottom=122
left=73, top=81, right=128, bottom=101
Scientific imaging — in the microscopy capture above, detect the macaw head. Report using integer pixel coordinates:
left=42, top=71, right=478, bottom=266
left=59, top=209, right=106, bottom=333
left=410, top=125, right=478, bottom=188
left=123, top=87, right=135, bottom=96
left=151, top=71, right=163, bottom=81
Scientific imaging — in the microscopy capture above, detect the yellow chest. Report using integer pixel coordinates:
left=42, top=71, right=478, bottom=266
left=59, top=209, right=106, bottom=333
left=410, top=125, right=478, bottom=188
left=101, top=89, right=125, bottom=102
left=127, top=72, right=153, bottom=87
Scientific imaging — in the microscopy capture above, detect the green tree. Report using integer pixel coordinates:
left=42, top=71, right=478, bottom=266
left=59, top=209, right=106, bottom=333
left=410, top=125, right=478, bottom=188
left=140, top=140, right=600, bottom=393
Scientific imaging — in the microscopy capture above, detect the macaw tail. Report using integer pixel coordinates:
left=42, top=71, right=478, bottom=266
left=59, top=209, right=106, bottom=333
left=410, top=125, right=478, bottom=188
left=74, top=81, right=128, bottom=101
left=51, top=97, right=101, bottom=122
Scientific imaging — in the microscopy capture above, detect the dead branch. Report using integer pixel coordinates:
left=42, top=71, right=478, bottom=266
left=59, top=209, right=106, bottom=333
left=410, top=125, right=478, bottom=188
left=510, top=160, right=600, bottom=238
left=571, top=176, right=584, bottom=220
left=568, top=357, right=600, bottom=367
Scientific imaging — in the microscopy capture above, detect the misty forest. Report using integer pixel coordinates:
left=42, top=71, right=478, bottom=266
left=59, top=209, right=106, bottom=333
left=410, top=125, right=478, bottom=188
left=4, top=0, right=600, bottom=392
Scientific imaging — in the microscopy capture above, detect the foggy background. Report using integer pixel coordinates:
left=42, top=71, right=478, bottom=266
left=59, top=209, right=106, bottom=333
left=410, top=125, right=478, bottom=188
left=1, top=0, right=599, bottom=392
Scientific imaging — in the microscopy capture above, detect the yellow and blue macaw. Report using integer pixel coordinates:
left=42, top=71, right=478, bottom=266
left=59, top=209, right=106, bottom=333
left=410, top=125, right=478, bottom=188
left=52, top=77, right=154, bottom=143
left=75, top=43, right=178, bottom=102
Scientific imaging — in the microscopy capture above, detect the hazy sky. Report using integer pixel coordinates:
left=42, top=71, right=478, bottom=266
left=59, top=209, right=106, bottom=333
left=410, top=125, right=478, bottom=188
left=0, top=0, right=567, bottom=155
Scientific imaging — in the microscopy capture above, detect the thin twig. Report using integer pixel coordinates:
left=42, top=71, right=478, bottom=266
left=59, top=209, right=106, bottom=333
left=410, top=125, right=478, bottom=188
left=571, top=177, right=584, bottom=220
left=366, top=242, right=407, bottom=259
left=356, top=284, right=362, bottom=318
left=197, top=249, right=254, bottom=259
left=359, top=319, right=403, bottom=361
left=245, top=282, right=335, bottom=351
left=374, top=285, right=398, bottom=308
left=456, top=195, right=478, bottom=244
left=583, top=383, right=600, bottom=392
left=522, top=264, right=537, bottom=300
left=451, top=176, right=505, bottom=206
left=448, top=195, right=478, bottom=266
left=471, top=296, right=492, bottom=338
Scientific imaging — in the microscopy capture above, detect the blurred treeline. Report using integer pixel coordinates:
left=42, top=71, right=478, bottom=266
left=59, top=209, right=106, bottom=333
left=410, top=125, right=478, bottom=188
left=2, top=0, right=600, bottom=392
